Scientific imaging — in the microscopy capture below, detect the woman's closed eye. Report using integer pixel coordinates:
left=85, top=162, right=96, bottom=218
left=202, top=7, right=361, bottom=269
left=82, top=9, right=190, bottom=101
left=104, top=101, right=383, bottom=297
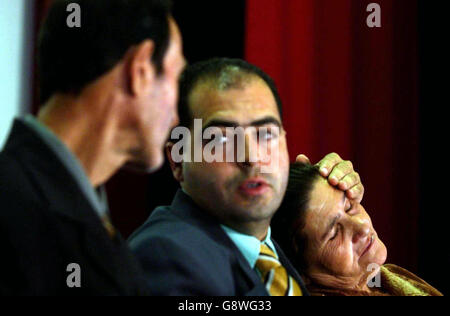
left=323, top=214, right=341, bottom=243
left=329, top=225, right=340, bottom=241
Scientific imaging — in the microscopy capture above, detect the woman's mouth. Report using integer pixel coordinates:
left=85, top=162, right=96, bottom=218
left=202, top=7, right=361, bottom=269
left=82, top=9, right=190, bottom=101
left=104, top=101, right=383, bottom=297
left=360, top=234, right=375, bottom=258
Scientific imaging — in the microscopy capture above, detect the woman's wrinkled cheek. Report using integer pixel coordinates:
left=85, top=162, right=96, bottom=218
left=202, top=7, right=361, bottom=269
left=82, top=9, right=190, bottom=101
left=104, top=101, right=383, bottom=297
left=320, top=241, right=356, bottom=276
left=318, top=242, right=340, bottom=271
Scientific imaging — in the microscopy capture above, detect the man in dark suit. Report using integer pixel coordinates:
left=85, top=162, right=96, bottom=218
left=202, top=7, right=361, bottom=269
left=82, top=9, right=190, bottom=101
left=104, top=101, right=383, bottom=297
left=0, top=0, right=185, bottom=295
left=129, top=58, right=365, bottom=296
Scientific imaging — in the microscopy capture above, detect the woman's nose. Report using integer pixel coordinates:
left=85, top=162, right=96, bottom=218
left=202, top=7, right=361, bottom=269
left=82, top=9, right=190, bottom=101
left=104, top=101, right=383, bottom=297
left=351, top=216, right=371, bottom=243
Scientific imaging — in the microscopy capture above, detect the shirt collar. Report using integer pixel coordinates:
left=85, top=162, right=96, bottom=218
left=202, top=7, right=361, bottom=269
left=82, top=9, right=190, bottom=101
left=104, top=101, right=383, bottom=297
left=221, top=224, right=277, bottom=269
left=181, top=188, right=277, bottom=269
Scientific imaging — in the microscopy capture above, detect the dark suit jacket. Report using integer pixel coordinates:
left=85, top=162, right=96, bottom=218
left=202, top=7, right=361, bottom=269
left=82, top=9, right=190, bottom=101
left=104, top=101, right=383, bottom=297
left=0, top=120, right=148, bottom=295
left=128, top=189, right=309, bottom=296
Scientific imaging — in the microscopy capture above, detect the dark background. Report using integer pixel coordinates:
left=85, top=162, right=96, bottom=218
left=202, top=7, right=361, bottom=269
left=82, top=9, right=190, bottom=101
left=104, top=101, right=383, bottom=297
left=32, top=0, right=448, bottom=295
left=417, top=1, right=449, bottom=296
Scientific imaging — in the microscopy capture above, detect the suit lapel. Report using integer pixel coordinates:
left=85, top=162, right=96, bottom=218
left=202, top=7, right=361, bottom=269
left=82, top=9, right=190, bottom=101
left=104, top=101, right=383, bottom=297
left=170, top=190, right=269, bottom=295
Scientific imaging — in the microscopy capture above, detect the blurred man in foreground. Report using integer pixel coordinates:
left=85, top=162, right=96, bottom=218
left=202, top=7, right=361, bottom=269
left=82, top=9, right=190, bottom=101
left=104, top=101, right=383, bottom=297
left=0, top=0, right=185, bottom=295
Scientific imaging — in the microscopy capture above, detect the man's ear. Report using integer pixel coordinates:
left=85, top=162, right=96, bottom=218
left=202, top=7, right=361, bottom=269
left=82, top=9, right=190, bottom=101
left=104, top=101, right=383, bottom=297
left=166, top=142, right=184, bottom=182
left=127, top=39, right=156, bottom=96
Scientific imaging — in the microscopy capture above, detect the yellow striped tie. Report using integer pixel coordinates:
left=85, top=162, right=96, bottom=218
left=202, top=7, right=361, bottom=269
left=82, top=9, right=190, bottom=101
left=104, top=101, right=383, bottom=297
left=255, top=243, right=303, bottom=296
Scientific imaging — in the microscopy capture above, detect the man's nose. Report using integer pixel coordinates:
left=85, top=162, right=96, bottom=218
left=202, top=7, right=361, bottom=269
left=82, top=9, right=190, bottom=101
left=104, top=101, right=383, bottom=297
left=237, top=132, right=258, bottom=169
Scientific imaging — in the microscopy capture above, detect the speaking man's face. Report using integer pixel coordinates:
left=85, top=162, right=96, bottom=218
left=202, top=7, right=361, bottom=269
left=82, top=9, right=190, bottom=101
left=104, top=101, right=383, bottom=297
left=180, top=78, right=289, bottom=236
left=131, top=18, right=186, bottom=172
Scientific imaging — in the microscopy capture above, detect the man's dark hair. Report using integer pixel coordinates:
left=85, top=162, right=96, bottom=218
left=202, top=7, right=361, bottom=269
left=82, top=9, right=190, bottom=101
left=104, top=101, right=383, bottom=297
left=272, top=163, right=322, bottom=272
left=38, top=0, right=173, bottom=104
left=177, top=58, right=283, bottom=129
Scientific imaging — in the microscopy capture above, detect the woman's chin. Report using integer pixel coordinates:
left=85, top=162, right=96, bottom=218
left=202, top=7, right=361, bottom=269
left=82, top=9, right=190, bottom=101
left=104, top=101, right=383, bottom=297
left=377, top=239, right=388, bottom=265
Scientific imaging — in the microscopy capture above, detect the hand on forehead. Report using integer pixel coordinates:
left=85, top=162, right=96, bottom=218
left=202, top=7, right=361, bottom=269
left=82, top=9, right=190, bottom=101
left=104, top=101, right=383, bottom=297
left=296, top=153, right=364, bottom=203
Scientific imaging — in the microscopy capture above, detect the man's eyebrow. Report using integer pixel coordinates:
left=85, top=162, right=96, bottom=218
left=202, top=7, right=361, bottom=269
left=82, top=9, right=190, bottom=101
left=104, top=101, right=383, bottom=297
left=202, top=116, right=281, bottom=130
left=250, top=117, right=282, bottom=128
left=321, top=214, right=341, bottom=242
left=202, top=119, right=239, bottom=130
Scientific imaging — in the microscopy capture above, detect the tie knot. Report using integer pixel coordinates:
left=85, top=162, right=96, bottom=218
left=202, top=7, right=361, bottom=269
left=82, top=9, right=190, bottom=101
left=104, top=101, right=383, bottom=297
left=256, top=244, right=281, bottom=274
left=259, top=244, right=277, bottom=258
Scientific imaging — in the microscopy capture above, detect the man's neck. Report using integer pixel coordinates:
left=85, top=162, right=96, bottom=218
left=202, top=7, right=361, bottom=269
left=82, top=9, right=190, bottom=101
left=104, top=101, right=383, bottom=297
left=37, top=94, right=126, bottom=187
left=181, top=187, right=271, bottom=240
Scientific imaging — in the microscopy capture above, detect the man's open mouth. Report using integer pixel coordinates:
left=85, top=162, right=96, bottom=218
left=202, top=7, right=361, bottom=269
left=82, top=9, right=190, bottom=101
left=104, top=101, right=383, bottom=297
left=238, top=178, right=270, bottom=196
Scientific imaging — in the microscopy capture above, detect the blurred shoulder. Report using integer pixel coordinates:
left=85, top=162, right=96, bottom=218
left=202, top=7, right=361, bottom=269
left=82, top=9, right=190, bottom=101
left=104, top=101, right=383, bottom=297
left=129, top=205, right=219, bottom=250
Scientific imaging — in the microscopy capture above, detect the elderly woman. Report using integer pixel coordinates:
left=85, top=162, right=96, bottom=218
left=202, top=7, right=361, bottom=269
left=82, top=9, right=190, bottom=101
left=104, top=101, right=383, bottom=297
left=272, top=163, right=442, bottom=296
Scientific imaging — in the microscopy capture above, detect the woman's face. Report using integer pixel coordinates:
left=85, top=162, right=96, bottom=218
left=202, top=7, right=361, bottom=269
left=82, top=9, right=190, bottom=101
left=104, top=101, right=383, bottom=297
left=298, top=177, right=387, bottom=288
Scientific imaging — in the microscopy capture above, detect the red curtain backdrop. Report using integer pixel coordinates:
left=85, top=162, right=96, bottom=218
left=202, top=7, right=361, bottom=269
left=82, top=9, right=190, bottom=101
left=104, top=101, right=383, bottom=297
left=246, top=0, right=419, bottom=272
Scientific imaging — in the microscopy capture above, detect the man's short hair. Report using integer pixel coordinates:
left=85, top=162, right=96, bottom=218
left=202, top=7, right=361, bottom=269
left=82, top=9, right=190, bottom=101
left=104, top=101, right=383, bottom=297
left=178, top=58, right=283, bottom=129
left=38, top=0, right=173, bottom=104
